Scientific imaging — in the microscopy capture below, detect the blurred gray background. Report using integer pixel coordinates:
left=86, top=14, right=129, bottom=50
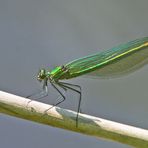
left=0, top=0, right=148, bottom=148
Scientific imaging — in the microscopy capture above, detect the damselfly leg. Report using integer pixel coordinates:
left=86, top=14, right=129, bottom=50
left=58, top=82, right=82, bottom=127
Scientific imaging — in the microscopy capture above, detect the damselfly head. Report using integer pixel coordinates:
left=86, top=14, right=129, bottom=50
left=37, top=69, right=46, bottom=81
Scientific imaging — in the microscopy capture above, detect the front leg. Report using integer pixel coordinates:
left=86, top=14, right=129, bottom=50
left=43, top=83, right=67, bottom=113
left=26, top=79, right=48, bottom=105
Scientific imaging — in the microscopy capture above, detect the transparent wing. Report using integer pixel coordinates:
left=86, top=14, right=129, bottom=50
left=65, top=37, right=148, bottom=79
left=87, top=48, right=148, bottom=79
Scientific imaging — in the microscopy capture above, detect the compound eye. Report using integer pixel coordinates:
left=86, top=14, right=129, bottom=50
left=37, top=69, right=46, bottom=80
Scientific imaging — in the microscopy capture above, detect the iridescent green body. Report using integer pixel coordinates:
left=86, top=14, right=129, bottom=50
left=47, top=37, right=148, bottom=82
left=35, top=37, right=148, bottom=127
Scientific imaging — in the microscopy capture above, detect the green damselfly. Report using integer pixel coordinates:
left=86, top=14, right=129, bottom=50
left=31, top=37, right=148, bottom=126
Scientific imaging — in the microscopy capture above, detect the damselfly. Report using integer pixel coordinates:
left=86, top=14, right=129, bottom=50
left=31, top=37, right=148, bottom=126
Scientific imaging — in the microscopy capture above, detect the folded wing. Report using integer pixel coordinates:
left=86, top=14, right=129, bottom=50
left=65, top=37, right=148, bottom=79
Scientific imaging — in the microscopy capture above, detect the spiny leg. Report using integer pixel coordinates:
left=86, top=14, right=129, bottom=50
left=26, top=79, right=48, bottom=105
left=43, top=83, right=67, bottom=112
left=60, top=82, right=82, bottom=113
left=58, top=82, right=82, bottom=111
left=59, top=82, right=81, bottom=91
left=58, top=82, right=81, bottom=127
left=27, top=85, right=48, bottom=99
